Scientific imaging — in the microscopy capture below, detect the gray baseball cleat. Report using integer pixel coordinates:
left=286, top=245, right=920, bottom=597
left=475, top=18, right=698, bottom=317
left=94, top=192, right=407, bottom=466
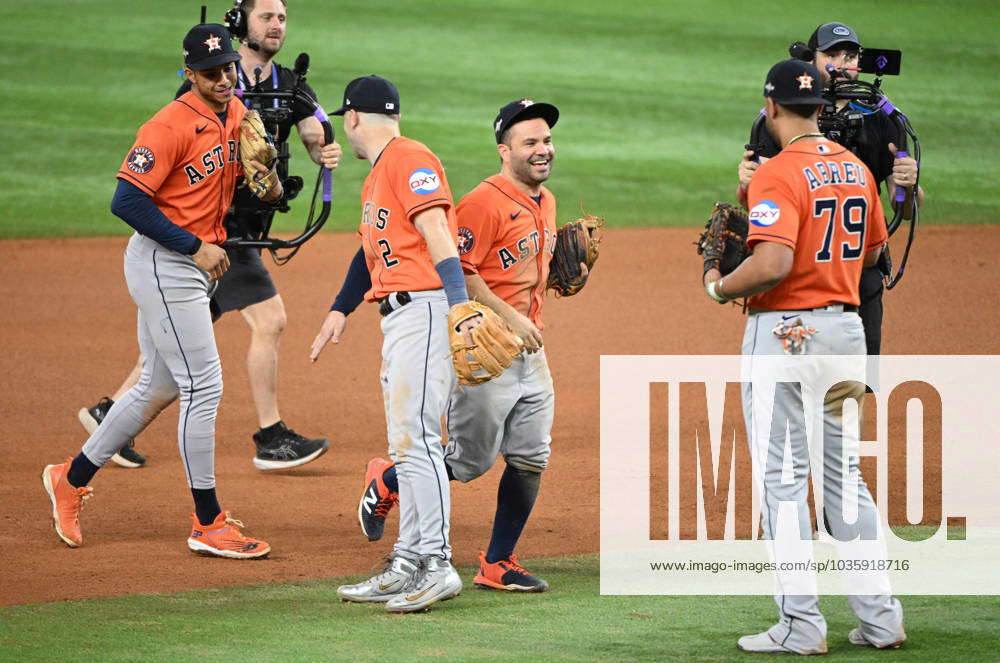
left=337, top=555, right=417, bottom=603
left=848, top=627, right=906, bottom=649
left=737, top=631, right=827, bottom=655
left=384, top=555, right=462, bottom=613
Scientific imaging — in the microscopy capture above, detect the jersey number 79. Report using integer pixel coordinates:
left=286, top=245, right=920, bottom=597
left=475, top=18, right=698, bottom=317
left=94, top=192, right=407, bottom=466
left=813, top=196, right=868, bottom=263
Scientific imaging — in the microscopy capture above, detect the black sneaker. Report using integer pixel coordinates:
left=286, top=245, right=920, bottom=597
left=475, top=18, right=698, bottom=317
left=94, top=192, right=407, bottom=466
left=252, top=422, right=329, bottom=471
left=111, top=440, right=147, bottom=468
left=77, top=398, right=146, bottom=468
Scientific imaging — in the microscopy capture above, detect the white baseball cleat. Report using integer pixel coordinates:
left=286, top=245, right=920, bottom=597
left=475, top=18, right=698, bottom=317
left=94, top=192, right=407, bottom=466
left=848, top=627, right=906, bottom=649
left=737, top=631, right=827, bottom=655
left=384, top=555, right=462, bottom=613
left=337, top=555, right=417, bottom=603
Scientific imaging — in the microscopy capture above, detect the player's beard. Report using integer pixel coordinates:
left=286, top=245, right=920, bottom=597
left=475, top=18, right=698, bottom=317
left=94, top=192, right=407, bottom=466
left=512, top=154, right=553, bottom=187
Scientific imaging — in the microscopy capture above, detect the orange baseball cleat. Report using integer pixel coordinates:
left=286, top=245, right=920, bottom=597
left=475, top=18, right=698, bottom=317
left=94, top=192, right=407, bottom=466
left=187, top=511, right=271, bottom=559
left=473, top=552, right=549, bottom=592
left=41, top=458, right=94, bottom=548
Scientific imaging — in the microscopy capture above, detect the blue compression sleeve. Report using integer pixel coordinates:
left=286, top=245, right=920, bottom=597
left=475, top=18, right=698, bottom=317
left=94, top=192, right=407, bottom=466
left=330, top=247, right=372, bottom=315
left=110, top=179, right=201, bottom=255
left=435, top=256, right=469, bottom=306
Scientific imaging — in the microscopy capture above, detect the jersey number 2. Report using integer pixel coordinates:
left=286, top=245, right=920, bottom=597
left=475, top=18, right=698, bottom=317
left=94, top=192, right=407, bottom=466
left=814, top=196, right=868, bottom=262
left=378, top=239, right=399, bottom=268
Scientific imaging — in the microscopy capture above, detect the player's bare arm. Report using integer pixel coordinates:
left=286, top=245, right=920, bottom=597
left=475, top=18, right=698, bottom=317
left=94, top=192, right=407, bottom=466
left=308, top=310, right=346, bottom=362
left=414, top=206, right=483, bottom=341
left=704, top=241, right=793, bottom=300
left=297, top=116, right=342, bottom=170
left=863, top=244, right=884, bottom=268
left=465, top=273, right=543, bottom=352
left=192, top=241, right=230, bottom=281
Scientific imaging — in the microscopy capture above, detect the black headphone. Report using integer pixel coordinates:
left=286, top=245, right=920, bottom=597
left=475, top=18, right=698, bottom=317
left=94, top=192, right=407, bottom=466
left=789, top=41, right=814, bottom=62
left=224, top=0, right=249, bottom=40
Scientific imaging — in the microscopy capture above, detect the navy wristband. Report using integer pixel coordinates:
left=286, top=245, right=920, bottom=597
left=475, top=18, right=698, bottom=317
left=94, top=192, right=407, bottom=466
left=435, top=256, right=469, bottom=307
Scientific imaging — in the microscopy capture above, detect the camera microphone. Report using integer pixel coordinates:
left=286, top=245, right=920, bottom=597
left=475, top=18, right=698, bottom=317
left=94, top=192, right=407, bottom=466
left=825, top=64, right=849, bottom=80
left=293, top=52, right=310, bottom=77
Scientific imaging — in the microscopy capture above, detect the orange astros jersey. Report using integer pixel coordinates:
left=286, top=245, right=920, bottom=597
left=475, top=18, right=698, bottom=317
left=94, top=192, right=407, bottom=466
left=456, top=175, right=556, bottom=329
left=746, top=140, right=888, bottom=311
left=359, top=137, right=457, bottom=300
left=117, top=91, right=246, bottom=245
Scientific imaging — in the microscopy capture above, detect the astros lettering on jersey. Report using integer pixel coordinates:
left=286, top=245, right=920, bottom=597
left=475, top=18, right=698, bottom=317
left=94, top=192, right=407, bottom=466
left=456, top=175, right=556, bottom=328
left=746, top=140, right=888, bottom=311
left=117, top=90, right=247, bottom=245
left=359, top=136, right=457, bottom=299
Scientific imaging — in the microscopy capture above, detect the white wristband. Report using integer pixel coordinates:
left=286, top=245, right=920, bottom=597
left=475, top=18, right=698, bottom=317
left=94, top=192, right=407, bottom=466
left=706, top=278, right=729, bottom=304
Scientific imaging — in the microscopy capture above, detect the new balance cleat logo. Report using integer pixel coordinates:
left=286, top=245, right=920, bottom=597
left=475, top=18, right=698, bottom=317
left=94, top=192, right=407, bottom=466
left=363, top=487, right=379, bottom=514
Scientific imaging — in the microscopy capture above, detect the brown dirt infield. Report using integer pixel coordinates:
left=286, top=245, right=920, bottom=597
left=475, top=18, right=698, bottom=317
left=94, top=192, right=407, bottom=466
left=1, top=227, right=998, bottom=606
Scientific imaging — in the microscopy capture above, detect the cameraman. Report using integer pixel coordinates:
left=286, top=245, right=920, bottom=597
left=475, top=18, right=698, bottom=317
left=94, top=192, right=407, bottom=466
left=737, top=21, right=924, bottom=357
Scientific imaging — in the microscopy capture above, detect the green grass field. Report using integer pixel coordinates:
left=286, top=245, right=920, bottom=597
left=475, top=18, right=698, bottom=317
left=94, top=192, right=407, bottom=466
left=2, top=555, right=999, bottom=662
left=2, top=0, right=998, bottom=238
left=4, top=2, right=999, bottom=660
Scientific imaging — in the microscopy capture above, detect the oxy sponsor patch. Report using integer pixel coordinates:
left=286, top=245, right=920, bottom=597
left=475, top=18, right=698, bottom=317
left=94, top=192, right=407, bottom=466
left=457, top=226, right=475, bottom=254
left=408, top=168, right=440, bottom=194
left=127, top=146, right=155, bottom=174
left=749, top=200, right=781, bottom=226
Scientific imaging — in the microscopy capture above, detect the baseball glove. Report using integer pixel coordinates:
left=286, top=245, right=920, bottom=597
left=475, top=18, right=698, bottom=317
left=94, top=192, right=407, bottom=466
left=697, top=202, right=749, bottom=275
left=547, top=214, right=605, bottom=296
left=447, top=301, right=524, bottom=386
left=239, top=110, right=280, bottom=200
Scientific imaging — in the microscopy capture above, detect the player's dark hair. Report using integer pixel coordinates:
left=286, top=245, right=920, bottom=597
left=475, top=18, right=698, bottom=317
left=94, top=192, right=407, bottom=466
left=779, top=103, right=822, bottom=119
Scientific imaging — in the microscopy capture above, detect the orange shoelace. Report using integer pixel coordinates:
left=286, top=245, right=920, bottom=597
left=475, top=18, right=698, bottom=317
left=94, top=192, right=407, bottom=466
left=504, top=555, right=529, bottom=575
left=373, top=493, right=399, bottom=517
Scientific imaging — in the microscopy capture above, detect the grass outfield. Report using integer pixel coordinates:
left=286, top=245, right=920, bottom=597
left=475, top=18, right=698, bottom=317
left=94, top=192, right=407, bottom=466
left=2, top=1, right=998, bottom=238
left=1, top=555, right=997, bottom=662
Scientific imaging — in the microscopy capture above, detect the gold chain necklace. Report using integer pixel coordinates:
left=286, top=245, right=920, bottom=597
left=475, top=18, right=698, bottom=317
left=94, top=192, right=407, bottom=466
left=786, top=132, right=825, bottom=146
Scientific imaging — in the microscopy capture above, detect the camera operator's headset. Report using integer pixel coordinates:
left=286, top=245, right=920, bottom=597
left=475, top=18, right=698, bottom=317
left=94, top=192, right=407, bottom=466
left=747, top=41, right=920, bottom=289
left=194, top=3, right=335, bottom=266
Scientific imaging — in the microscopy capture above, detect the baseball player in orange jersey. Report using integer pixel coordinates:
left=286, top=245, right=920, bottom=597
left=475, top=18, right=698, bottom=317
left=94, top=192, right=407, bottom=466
left=310, top=75, right=483, bottom=612
left=355, top=100, right=573, bottom=592
left=41, top=25, right=275, bottom=558
left=705, top=60, right=904, bottom=654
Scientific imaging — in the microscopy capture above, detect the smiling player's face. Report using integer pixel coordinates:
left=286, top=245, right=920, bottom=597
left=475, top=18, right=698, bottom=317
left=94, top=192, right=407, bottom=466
left=187, top=63, right=238, bottom=112
left=501, top=118, right=555, bottom=190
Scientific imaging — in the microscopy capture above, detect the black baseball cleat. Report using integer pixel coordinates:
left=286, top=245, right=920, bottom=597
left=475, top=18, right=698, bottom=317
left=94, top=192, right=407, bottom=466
left=78, top=398, right=146, bottom=468
left=252, top=422, right=329, bottom=471
left=358, top=458, right=398, bottom=542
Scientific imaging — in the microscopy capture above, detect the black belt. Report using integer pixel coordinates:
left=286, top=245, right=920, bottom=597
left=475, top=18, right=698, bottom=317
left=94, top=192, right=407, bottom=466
left=378, top=291, right=411, bottom=316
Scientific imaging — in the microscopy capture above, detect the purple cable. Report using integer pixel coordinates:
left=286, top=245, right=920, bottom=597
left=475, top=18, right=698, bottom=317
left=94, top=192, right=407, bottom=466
left=314, top=107, right=333, bottom=202
left=894, top=150, right=909, bottom=202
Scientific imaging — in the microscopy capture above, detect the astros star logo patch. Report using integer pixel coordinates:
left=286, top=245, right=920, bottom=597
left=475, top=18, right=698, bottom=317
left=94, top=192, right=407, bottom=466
left=126, top=146, right=155, bottom=174
left=519, top=99, right=534, bottom=107
left=457, top=227, right=475, bottom=255
left=204, top=34, right=222, bottom=52
left=796, top=73, right=814, bottom=90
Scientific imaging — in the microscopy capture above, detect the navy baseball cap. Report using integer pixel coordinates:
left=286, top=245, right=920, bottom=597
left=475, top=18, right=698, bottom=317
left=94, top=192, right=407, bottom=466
left=764, top=59, right=827, bottom=105
left=331, top=75, right=400, bottom=116
left=183, top=24, right=241, bottom=71
left=493, top=99, right=559, bottom=144
left=808, top=22, right=861, bottom=52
